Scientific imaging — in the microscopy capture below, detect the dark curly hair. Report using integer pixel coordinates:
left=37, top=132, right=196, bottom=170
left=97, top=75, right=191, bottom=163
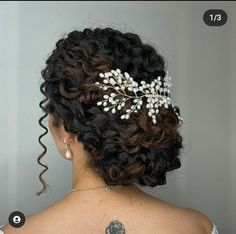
left=37, top=27, right=183, bottom=196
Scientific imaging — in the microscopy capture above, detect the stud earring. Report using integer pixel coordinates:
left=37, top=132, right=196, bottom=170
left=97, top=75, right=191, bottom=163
left=64, top=138, right=72, bottom=159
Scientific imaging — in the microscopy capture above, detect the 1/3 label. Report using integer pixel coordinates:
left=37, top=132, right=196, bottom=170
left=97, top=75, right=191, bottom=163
left=203, top=9, right=227, bottom=26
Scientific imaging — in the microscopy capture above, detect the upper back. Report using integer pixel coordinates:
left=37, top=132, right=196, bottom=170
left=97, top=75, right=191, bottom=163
left=1, top=190, right=213, bottom=234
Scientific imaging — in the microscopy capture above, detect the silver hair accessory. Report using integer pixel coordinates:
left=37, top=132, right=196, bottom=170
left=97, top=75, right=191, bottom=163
left=95, top=69, right=182, bottom=124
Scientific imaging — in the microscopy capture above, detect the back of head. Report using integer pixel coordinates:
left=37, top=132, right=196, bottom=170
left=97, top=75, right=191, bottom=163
left=38, top=27, right=183, bottom=195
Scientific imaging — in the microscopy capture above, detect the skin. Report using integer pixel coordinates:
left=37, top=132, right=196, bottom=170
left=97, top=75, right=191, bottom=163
left=1, top=114, right=215, bottom=234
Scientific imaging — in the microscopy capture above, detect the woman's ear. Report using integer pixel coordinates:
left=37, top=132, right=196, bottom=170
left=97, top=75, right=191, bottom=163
left=63, top=130, right=77, bottom=145
left=63, top=132, right=72, bottom=144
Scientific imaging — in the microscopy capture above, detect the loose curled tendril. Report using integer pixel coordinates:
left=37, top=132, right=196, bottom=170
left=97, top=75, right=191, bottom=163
left=36, top=81, right=51, bottom=196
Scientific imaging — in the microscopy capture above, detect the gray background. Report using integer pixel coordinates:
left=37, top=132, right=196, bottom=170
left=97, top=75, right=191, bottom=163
left=0, top=1, right=235, bottom=233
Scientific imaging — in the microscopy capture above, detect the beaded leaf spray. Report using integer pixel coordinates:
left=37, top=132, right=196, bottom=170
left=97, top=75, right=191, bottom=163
left=95, top=69, right=182, bottom=124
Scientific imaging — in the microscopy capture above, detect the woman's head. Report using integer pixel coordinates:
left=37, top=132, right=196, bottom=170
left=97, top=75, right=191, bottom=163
left=37, top=27, right=183, bottom=196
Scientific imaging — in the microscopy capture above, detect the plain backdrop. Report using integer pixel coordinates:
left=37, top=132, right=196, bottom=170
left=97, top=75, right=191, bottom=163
left=0, top=1, right=235, bottom=233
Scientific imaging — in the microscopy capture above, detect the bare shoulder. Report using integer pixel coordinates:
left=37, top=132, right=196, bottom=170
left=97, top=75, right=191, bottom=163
left=180, top=207, right=215, bottom=234
left=1, top=198, right=68, bottom=234
left=1, top=191, right=215, bottom=234
left=139, top=193, right=214, bottom=234
left=1, top=213, right=37, bottom=234
left=151, top=196, right=214, bottom=234
left=1, top=211, right=53, bottom=234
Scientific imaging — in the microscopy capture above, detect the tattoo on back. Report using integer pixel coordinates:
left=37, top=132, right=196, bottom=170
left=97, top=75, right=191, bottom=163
left=105, top=220, right=126, bottom=234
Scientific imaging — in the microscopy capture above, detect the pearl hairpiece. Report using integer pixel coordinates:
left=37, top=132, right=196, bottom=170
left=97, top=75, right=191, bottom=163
left=95, top=68, right=182, bottom=124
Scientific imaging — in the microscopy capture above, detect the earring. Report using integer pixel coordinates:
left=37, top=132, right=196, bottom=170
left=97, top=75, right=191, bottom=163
left=64, top=138, right=72, bottom=159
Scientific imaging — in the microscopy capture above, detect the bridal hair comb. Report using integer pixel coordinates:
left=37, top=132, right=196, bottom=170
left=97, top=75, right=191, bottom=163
left=95, top=69, right=182, bottom=124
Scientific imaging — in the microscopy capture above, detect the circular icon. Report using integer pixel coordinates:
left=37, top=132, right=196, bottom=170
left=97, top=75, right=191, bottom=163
left=8, top=211, right=25, bottom=228
left=13, top=216, right=21, bottom=223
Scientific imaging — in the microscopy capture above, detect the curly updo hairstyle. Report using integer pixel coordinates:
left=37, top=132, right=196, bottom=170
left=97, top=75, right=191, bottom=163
left=37, top=27, right=183, bottom=196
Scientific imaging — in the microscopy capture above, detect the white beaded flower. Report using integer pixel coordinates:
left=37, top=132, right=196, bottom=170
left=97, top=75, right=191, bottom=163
left=95, top=68, right=182, bottom=124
